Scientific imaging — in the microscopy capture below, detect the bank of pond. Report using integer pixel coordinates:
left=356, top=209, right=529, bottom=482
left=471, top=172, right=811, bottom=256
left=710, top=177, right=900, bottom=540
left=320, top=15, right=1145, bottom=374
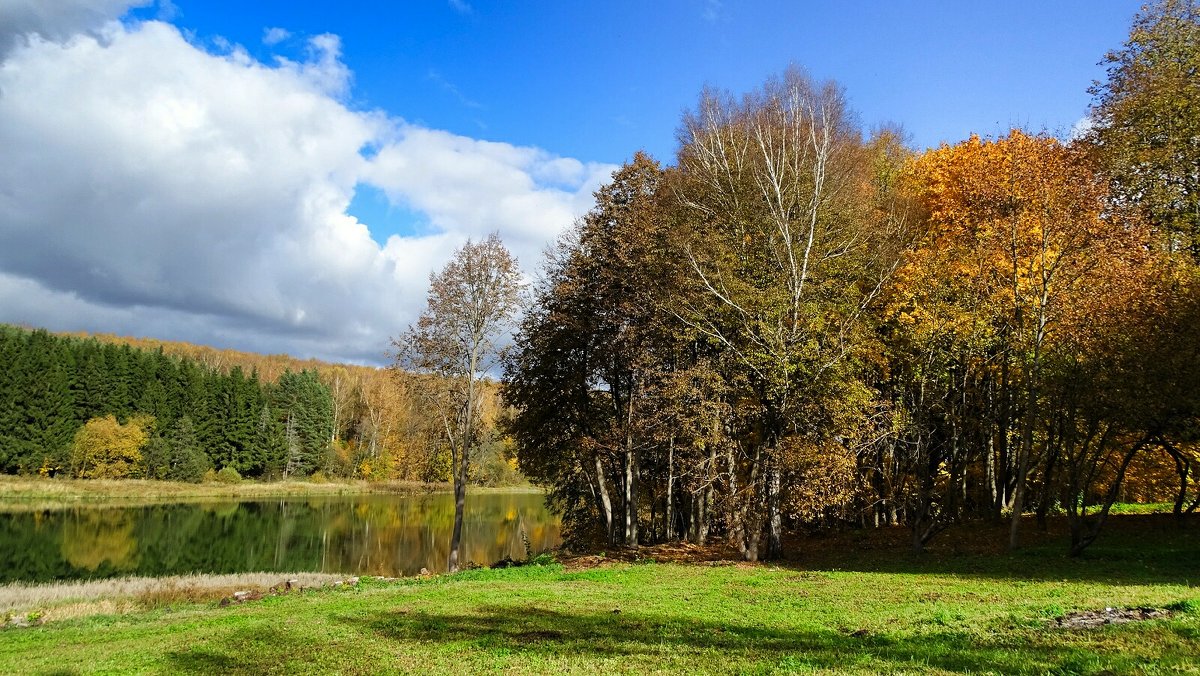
left=0, top=490, right=560, bottom=583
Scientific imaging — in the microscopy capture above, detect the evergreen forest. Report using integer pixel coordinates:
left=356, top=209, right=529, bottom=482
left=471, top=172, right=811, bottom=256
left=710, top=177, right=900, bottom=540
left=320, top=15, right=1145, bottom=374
left=0, top=325, right=514, bottom=485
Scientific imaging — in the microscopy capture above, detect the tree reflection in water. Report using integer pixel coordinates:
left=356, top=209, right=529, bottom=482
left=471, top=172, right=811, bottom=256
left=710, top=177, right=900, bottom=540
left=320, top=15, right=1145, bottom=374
left=0, top=491, right=560, bottom=583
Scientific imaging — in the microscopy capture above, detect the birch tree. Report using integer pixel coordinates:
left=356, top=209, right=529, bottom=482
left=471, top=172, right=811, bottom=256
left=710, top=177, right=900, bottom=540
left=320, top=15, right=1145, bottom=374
left=674, top=67, right=884, bottom=559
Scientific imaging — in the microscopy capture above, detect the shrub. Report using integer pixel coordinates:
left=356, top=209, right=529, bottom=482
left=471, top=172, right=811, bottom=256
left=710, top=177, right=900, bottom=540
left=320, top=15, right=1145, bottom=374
left=213, top=466, right=242, bottom=484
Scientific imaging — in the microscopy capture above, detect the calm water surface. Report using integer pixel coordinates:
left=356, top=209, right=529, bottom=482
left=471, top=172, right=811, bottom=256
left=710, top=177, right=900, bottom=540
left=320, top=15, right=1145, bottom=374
left=0, top=491, right=560, bottom=583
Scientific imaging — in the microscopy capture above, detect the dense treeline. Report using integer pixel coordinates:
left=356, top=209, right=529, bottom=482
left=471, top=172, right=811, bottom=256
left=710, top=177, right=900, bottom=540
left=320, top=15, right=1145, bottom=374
left=0, top=326, right=517, bottom=485
left=505, top=1, right=1200, bottom=556
left=0, top=325, right=332, bottom=479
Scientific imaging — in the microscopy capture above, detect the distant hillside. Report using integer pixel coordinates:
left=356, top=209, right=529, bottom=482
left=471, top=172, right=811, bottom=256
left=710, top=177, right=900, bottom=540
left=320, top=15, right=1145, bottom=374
left=57, top=329, right=382, bottom=384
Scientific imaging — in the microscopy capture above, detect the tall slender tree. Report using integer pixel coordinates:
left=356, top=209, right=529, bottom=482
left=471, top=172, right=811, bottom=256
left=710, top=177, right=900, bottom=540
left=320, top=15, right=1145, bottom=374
left=394, top=234, right=524, bottom=572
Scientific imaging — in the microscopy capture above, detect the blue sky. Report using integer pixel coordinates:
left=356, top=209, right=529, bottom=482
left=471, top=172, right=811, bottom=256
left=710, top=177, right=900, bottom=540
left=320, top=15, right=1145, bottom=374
left=0, top=0, right=1143, bottom=362
left=132, top=0, right=1140, bottom=242
left=137, top=1, right=1137, bottom=160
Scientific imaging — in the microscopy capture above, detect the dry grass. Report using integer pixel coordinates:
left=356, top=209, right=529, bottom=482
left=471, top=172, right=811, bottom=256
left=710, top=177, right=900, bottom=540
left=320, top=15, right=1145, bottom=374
left=0, top=476, right=448, bottom=511
left=0, top=572, right=349, bottom=625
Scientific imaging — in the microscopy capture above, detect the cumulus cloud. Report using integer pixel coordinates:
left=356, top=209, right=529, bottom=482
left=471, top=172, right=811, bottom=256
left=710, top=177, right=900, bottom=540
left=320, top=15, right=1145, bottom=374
left=0, top=0, right=149, bottom=56
left=0, top=18, right=614, bottom=363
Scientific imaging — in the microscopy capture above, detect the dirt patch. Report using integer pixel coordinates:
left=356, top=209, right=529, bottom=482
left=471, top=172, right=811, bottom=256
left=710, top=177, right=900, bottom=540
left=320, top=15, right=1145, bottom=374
left=560, top=541, right=739, bottom=571
left=1055, top=607, right=1173, bottom=629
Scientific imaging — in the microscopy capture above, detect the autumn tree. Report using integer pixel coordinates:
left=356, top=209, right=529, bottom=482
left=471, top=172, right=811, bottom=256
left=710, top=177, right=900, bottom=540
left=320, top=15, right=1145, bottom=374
left=891, top=131, right=1159, bottom=553
left=395, top=234, right=524, bottom=572
left=1088, top=0, right=1200, bottom=258
left=506, top=153, right=710, bottom=546
left=71, top=415, right=151, bottom=479
left=673, top=68, right=889, bottom=559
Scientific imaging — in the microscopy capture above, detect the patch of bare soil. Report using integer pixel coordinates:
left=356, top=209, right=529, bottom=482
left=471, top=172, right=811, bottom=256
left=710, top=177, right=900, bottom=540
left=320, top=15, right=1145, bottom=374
left=1054, top=607, right=1173, bottom=629
left=561, top=541, right=739, bottom=571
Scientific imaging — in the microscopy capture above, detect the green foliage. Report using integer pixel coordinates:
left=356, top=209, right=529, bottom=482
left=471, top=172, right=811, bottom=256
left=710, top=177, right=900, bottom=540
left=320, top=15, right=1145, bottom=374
left=142, top=416, right=210, bottom=483
left=0, top=325, right=313, bottom=480
left=273, top=369, right=335, bottom=478
left=527, top=551, right=556, bottom=566
left=1166, top=598, right=1199, bottom=614
left=213, top=466, right=243, bottom=484
left=1089, top=0, right=1200, bottom=257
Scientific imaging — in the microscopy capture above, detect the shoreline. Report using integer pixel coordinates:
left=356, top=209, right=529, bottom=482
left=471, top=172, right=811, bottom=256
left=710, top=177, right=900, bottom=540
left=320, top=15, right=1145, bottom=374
left=0, top=476, right=540, bottom=512
left=1, top=571, right=356, bottom=626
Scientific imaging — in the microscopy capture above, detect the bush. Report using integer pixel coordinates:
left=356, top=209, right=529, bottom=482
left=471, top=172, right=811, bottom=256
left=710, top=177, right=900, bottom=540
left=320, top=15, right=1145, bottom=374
left=213, top=466, right=242, bottom=484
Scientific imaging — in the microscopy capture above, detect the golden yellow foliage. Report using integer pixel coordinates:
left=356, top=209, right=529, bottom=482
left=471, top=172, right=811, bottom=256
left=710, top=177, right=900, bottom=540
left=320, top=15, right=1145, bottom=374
left=70, top=415, right=150, bottom=480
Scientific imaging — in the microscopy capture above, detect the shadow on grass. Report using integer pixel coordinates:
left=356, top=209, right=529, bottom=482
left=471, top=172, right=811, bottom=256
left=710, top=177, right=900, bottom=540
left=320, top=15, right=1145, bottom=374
left=158, top=605, right=1067, bottom=673
left=767, top=514, right=1200, bottom=588
left=338, top=604, right=1185, bottom=673
left=154, top=579, right=1200, bottom=673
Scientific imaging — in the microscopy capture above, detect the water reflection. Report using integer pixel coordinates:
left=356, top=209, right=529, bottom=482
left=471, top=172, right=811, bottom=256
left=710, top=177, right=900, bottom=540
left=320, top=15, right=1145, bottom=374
left=0, top=491, right=560, bottom=583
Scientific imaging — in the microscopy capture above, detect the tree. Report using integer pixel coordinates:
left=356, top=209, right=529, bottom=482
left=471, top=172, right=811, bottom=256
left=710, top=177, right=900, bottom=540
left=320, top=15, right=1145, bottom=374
left=506, top=154, right=698, bottom=547
left=394, top=233, right=524, bottom=572
left=273, top=370, right=334, bottom=478
left=673, top=68, right=886, bottom=559
left=142, top=415, right=210, bottom=482
left=1088, top=0, right=1200, bottom=258
left=71, top=415, right=150, bottom=479
left=893, top=130, right=1154, bottom=553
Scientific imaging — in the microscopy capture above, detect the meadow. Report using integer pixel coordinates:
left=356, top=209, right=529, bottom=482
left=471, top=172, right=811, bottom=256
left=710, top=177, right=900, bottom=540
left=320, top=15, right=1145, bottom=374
left=2, top=514, right=1196, bottom=675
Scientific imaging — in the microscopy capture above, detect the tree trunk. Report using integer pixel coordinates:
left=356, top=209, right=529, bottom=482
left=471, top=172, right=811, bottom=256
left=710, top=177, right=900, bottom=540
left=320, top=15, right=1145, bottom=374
left=448, top=449, right=467, bottom=572
left=699, top=443, right=717, bottom=544
left=765, top=454, right=782, bottom=559
left=1008, top=384, right=1036, bottom=551
left=665, top=437, right=676, bottom=541
left=1067, top=442, right=1142, bottom=556
left=1036, top=429, right=1061, bottom=532
left=728, top=445, right=744, bottom=557
left=594, top=453, right=614, bottom=544
left=742, top=444, right=763, bottom=562
left=624, top=447, right=639, bottom=546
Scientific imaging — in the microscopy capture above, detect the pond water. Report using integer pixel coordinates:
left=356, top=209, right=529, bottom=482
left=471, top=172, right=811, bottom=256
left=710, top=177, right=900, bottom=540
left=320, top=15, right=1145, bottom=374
left=0, top=491, right=560, bottom=583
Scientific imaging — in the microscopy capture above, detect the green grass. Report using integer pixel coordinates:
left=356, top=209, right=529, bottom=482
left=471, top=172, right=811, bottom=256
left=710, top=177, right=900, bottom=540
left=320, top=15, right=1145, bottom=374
left=1106, top=502, right=1177, bottom=515
left=1, top=515, right=1197, bottom=674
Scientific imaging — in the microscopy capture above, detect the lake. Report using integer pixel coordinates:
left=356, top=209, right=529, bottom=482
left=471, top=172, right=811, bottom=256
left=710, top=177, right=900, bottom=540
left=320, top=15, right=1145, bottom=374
left=0, top=490, right=560, bottom=583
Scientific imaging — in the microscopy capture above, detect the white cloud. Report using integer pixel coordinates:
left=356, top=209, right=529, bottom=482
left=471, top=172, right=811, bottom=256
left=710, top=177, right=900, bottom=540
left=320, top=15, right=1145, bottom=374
left=1070, top=115, right=1095, bottom=140
left=0, top=0, right=149, bottom=56
left=262, top=26, right=290, bottom=46
left=0, top=19, right=615, bottom=363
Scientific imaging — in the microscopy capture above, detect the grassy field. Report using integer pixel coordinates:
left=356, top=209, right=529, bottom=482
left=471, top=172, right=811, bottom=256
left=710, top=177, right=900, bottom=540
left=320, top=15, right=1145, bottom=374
left=0, top=515, right=1197, bottom=674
